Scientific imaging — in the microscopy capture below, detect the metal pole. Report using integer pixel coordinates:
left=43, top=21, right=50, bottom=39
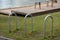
left=51, top=16, right=53, bottom=39
left=8, top=13, right=11, bottom=33
left=44, top=15, right=53, bottom=39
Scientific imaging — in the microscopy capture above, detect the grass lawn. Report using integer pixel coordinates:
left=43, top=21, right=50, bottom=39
left=0, top=12, right=60, bottom=40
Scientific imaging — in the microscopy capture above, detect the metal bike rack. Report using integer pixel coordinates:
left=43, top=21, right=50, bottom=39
left=8, top=11, right=18, bottom=32
left=24, top=13, right=33, bottom=35
left=44, top=15, right=53, bottom=39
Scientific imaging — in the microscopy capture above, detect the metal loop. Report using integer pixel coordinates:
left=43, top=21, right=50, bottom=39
left=24, top=13, right=33, bottom=36
left=8, top=11, right=18, bottom=32
left=44, top=15, right=53, bottom=39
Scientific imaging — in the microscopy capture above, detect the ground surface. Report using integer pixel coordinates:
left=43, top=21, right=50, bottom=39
left=0, top=0, right=60, bottom=15
left=0, top=12, right=60, bottom=40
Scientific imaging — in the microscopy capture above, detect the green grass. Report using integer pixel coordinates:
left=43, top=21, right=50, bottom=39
left=0, top=12, right=60, bottom=40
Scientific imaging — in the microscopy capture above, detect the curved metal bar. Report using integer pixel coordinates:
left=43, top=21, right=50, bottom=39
left=8, top=11, right=18, bottom=33
left=24, top=13, right=33, bottom=36
left=44, top=15, right=53, bottom=39
left=11, top=11, right=18, bottom=30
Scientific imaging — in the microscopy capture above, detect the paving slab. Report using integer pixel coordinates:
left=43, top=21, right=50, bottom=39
left=0, top=1, right=60, bottom=16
